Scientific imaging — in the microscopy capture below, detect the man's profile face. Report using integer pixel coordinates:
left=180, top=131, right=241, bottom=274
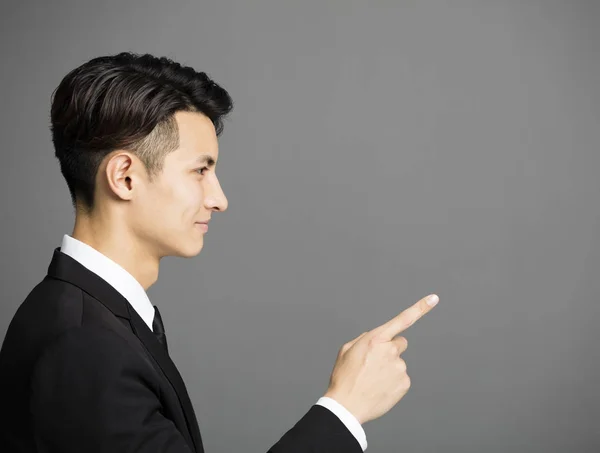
left=131, top=110, right=228, bottom=259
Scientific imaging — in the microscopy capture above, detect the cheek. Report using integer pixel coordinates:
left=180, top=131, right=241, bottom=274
left=172, top=180, right=203, bottom=215
left=143, top=181, right=183, bottom=219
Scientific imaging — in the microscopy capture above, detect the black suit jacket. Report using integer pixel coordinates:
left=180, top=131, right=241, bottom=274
left=0, top=248, right=362, bottom=452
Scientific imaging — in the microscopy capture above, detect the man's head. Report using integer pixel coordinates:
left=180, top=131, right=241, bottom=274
left=51, top=52, right=232, bottom=259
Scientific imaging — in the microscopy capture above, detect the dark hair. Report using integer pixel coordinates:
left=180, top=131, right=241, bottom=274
left=50, top=52, right=233, bottom=212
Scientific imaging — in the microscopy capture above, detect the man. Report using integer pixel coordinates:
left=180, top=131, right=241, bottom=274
left=0, top=52, right=439, bottom=452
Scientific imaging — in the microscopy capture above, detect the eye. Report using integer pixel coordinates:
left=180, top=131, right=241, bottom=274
left=195, top=167, right=209, bottom=176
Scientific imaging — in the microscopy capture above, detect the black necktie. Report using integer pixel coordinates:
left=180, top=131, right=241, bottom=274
left=152, top=305, right=169, bottom=353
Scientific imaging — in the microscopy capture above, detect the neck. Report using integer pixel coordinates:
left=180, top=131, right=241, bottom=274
left=71, top=211, right=159, bottom=290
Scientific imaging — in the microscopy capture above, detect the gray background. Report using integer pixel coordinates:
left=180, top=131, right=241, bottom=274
left=1, top=0, right=599, bottom=451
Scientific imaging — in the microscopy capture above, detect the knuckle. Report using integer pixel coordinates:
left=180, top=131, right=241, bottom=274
left=396, top=358, right=407, bottom=373
left=399, top=336, right=408, bottom=349
left=393, top=340, right=405, bottom=355
left=367, top=335, right=381, bottom=349
left=402, top=317, right=415, bottom=329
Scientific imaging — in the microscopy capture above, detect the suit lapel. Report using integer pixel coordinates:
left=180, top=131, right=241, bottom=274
left=46, top=248, right=204, bottom=453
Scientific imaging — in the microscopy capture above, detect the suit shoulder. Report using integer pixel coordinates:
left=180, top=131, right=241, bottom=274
left=3, top=277, right=85, bottom=346
left=5, top=275, right=128, bottom=339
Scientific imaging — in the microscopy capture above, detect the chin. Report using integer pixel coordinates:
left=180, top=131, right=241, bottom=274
left=178, top=240, right=205, bottom=258
left=159, top=237, right=203, bottom=258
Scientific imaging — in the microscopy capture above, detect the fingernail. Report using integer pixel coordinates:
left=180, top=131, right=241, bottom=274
left=427, top=294, right=439, bottom=306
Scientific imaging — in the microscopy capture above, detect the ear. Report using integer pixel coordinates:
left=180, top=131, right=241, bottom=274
left=104, top=152, right=143, bottom=202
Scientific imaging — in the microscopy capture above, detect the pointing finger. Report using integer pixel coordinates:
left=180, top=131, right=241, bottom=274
left=374, top=294, right=439, bottom=341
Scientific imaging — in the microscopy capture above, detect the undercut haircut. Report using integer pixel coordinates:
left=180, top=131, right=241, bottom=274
left=50, top=52, right=234, bottom=213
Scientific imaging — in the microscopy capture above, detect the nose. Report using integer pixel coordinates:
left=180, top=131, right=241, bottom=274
left=204, top=175, right=228, bottom=212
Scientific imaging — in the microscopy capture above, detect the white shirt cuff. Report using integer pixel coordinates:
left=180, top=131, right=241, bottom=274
left=316, top=396, right=367, bottom=451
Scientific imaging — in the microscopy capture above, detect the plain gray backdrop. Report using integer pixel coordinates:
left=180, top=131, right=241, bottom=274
left=1, top=1, right=598, bottom=451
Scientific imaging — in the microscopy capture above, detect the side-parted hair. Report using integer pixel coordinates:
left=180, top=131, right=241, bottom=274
left=50, top=52, right=233, bottom=212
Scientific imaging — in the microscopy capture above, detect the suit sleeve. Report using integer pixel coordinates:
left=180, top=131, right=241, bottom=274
left=267, top=404, right=364, bottom=453
left=315, top=397, right=367, bottom=450
left=29, top=326, right=194, bottom=453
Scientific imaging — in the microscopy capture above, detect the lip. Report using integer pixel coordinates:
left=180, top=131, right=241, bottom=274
left=195, top=222, right=209, bottom=232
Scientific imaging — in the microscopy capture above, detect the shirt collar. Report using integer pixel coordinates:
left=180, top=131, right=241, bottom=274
left=60, top=234, right=155, bottom=331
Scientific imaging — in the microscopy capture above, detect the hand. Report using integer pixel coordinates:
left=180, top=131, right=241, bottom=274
left=324, top=294, right=439, bottom=425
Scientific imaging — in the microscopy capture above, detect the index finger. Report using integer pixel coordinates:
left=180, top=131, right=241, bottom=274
left=374, top=294, right=439, bottom=341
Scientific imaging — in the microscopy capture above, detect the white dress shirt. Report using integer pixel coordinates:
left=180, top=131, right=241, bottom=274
left=60, top=234, right=367, bottom=451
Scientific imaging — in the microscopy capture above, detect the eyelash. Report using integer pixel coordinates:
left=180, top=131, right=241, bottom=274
left=195, top=167, right=209, bottom=176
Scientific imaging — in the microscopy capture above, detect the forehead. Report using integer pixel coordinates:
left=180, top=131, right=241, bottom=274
left=172, top=110, right=219, bottom=161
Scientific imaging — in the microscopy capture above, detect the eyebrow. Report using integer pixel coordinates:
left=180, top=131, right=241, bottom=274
left=194, top=154, right=216, bottom=167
